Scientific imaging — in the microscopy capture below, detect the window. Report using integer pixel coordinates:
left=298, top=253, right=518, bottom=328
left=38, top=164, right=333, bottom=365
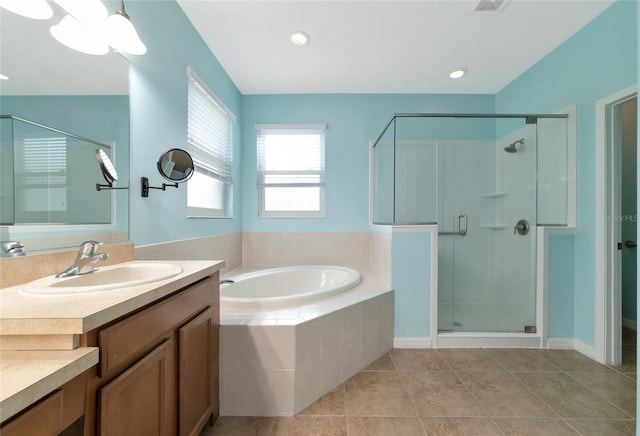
left=186, top=66, right=235, bottom=218
left=16, top=136, right=68, bottom=215
left=256, top=124, right=326, bottom=218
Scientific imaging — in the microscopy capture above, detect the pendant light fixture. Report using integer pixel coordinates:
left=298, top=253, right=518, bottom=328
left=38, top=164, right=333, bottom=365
left=102, top=0, right=147, bottom=55
left=50, top=14, right=110, bottom=55
left=52, top=0, right=107, bottom=23
left=12, top=0, right=149, bottom=56
left=0, top=0, right=53, bottom=20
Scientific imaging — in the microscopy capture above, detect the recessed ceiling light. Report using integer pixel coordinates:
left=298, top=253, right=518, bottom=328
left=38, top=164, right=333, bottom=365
left=290, top=31, right=310, bottom=47
left=449, top=68, right=467, bottom=79
left=0, top=74, right=9, bottom=80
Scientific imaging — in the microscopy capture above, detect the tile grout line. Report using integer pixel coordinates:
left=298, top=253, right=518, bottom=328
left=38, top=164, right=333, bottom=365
left=562, top=370, right=636, bottom=421
left=388, top=351, right=429, bottom=436
left=538, top=349, right=636, bottom=421
left=501, top=352, right=587, bottom=434
left=435, top=349, right=506, bottom=436
left=510, top=352, right=632, bottom=435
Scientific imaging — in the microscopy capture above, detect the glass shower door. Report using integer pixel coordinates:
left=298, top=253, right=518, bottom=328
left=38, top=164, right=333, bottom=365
left=438, top=123, right=538, bottom=333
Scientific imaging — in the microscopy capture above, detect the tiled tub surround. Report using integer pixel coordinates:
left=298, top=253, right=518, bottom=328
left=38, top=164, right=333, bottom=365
left=242, top=232, right=372, bottom=269
left=135, top=232, right=242, bottom=275
left=220, top=267, right=393, bottom=416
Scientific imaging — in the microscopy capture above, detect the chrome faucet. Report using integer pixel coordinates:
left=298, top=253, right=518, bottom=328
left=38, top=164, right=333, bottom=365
left=56, top=241, right=109, bottom=278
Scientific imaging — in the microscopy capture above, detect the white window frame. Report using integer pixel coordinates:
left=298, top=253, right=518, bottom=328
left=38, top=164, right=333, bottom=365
left=256, top=124, right=326, bottom=218
left=186, top=66, right=235, bottom=218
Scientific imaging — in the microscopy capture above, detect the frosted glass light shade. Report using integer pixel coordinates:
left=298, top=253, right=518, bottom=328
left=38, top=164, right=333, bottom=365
left=102, top=12, right=147, bottom=55
left=0, top=0, right=53, bottom=20
left=52, top=0, right=108, bottom=24
left=50, top=15, right=110, bottom=55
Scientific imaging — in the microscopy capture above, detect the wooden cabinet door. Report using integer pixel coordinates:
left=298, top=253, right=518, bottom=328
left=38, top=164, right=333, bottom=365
left=178, top=306, right=217, bottom=436
left=99, top=339, right=174, bottom=436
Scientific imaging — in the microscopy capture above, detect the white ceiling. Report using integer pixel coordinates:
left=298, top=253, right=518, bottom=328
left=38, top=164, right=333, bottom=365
left=177, top=0, right=615, bottom=95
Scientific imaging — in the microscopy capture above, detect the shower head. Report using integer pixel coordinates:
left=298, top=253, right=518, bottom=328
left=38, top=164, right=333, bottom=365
left=504, top=138, right=525, bottom=153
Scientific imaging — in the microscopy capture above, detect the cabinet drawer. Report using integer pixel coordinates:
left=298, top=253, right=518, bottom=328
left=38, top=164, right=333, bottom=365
left=1, top=390, right=63, bottom=436
left=99, top=274, right=217, bottom=377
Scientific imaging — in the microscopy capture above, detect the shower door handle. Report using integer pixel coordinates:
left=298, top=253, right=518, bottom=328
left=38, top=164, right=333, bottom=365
left=439, top=214, right=468, bottom=236
left=458, top=214, right=468, bottom=236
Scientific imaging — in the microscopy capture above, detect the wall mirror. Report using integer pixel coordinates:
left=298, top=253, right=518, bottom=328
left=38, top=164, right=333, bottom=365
left=0, top=5, right=130, bottom=253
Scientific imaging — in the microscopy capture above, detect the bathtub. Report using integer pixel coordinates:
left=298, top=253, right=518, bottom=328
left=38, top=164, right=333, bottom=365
left=218, top=266, right=394, bottom=416
left=220, top=265, right=361, bottom=309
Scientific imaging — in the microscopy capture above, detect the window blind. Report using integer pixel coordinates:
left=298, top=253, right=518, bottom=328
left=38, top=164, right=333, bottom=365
left=187, top=67, right=234, bottom=184
left=256, top=125, right=325, bottom=188
left=15, top=137, right=67, bottom=186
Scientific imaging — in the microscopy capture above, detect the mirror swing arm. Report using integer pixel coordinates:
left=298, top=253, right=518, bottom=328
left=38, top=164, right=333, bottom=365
left=96, top=182, right=129, bottom=192
left=141, top=148, right=194, bottom=198
left=140, top=177, right=178, bottom=196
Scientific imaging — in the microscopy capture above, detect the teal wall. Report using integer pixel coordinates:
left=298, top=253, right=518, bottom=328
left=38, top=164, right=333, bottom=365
left=241, top=94, right=494, bottom=233
left=495, top=0, right=638, bottom=347
left=391, top=231, right=432, bottom=338
left=125, top=0, right=243, bottom=246
left=547, top=234, right=576, bottom=338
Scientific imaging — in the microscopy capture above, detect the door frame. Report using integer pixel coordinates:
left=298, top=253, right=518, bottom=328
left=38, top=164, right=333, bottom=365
left=595, top=84, right=637, bottom=365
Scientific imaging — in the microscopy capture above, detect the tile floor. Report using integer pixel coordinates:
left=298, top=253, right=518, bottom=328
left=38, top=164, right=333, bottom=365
left=202, top=329, right=637, bottom=435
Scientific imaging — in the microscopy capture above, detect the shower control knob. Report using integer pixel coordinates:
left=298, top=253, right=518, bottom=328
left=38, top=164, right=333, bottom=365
left=514, top=219, right=530, bottom=235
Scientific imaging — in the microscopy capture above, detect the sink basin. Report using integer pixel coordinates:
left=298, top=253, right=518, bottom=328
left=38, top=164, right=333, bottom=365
left=20, top=262, right=184, bottom=296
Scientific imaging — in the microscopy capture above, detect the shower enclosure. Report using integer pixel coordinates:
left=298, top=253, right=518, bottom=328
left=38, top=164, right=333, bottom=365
left=371, top=113, right=569, bottom=334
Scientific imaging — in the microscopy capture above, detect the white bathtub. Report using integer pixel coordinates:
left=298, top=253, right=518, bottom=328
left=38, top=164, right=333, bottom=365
left=219, top=265, right=361, bottom=309
left=219, top=266, right=393, bottom=416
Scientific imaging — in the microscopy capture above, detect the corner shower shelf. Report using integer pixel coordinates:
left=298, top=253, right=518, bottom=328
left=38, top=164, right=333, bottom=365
left=479, top=225, right=509, bottom=230
left=480, top=192, right=508, bottom=198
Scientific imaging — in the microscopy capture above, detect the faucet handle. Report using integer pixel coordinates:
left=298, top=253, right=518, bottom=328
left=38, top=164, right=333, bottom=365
left=1, top=240, right=23, bottom=253
left=78, top=240, right=102, bottom=256
left=1, top=241, right=26, bottom=256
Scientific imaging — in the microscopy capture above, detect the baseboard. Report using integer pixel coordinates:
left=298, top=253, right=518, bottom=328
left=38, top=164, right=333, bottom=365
left=436, top=333, right=542, bottom=349
left=573, top=339, right=597, bottom=360
left=622, top=317, right=637, bottom=331
left=547, top=338, right=597, bottom=360
left=546, top=338, right=575, bottom=349
left=393, top=337, right=432, bottom=349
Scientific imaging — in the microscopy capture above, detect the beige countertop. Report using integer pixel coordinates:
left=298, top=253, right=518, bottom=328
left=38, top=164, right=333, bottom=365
left=0, top=259, right=224, bottom=423
left=0, top=347, right=99, bottom=423
left=0, top=260, right=224, bottom=335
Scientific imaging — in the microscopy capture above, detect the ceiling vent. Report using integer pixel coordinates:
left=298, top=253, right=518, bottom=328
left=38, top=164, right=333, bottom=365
left=473, top=0, right=508, bottom=13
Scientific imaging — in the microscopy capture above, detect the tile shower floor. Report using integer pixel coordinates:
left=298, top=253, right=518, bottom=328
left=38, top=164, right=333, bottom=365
left=202, top=329, right=637, bottom=435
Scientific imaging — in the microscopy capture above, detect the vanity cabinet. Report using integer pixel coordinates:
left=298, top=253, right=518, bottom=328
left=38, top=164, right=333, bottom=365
left=0, top=372, right=87, bottom=436
left=82, top=272, right=220, bottom=436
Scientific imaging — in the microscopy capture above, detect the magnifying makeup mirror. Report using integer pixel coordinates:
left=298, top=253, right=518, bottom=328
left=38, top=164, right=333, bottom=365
left=141, top=148, right=194, bottom=197
left=96, top=149, right=128, bottom=191
left=157, top=148, right=194, bottom=182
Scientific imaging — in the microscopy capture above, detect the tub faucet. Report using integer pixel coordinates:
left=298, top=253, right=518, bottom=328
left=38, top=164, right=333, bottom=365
left=56, top=241, right=109, bottom=278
